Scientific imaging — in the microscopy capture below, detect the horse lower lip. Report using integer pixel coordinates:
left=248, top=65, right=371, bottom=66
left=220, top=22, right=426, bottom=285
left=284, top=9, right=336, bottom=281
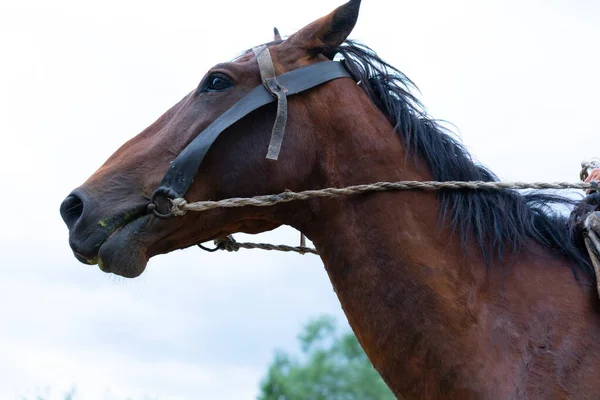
left=73, top=251, right=97, bottom=265
left=97, top=216, right=150, bottom=278
left=97, top=221, right=134, bottom=260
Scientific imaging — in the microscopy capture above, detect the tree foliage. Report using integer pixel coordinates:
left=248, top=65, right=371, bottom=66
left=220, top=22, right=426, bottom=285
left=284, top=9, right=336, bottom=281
left=258, top=316, right=394, bottom=400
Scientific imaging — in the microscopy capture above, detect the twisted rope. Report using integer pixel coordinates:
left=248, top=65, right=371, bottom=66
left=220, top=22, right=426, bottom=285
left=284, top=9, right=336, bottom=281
left=183, top=171, right=600, bottom=256
left=211, top=236, right=318, bottom=255
left=173, top=180, right=597, bottom=216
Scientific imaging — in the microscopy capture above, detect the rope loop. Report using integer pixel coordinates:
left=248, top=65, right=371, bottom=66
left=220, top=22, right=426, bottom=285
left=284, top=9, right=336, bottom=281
left=215, top=236, right=240, bottom=252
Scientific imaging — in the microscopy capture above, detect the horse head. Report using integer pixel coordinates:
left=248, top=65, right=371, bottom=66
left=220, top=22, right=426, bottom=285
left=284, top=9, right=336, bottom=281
left=59, top=0, right=370, bottom=278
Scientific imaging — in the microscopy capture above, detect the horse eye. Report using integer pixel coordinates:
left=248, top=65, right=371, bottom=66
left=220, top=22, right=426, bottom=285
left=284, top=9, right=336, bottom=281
left=204, top=75, right=232, bottom=92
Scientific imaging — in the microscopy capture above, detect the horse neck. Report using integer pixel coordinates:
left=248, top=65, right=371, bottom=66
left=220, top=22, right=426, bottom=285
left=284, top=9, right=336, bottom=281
left=290, top=104, right=484, bottom=395
left=303, top=174, right=487, bottom=396
left=294, top=99, right=597, bottom=398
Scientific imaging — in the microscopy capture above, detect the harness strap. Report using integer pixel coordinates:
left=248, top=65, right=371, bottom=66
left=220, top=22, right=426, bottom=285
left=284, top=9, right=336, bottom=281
left=253, top=45, right=288, bottom=160
left=150, top=56, right=352, bottom=218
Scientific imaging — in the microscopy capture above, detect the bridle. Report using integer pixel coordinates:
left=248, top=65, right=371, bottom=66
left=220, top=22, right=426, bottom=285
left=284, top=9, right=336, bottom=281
left=137, top=43, right=600, bottom=276
left=148, top=44, right=353, bottom=218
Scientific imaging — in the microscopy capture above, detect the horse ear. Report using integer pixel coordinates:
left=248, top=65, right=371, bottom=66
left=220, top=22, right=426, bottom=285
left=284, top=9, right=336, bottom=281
left=274, top=27, right=282, bottom=41
left=288, top=0, right=361, bottom=58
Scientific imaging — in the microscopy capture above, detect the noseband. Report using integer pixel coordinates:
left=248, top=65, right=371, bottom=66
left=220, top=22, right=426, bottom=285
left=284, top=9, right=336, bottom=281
left=148, top=45, right=352, bottom=218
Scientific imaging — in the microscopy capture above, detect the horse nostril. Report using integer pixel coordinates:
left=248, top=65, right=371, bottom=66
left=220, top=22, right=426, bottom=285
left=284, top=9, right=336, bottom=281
left=60, top=194, right=85, bottom=229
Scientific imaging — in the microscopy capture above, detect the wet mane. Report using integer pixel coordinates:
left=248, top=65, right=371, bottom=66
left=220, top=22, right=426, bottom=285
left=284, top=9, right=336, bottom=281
left=333, top=41, right=592, bottom=276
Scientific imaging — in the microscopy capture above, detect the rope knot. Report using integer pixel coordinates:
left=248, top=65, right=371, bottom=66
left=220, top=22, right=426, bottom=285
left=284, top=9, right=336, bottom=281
left=171, top=198, right=188, bottom=216
left=215, top=236, right=240, bottom=252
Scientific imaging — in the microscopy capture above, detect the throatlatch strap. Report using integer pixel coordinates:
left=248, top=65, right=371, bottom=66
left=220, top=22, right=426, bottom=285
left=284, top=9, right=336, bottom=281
left=253, top=45, right=288, bottom=160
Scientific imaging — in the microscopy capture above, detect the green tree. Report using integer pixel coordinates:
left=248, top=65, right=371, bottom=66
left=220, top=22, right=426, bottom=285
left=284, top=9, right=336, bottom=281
left=258, top=315, right=395, bottom=400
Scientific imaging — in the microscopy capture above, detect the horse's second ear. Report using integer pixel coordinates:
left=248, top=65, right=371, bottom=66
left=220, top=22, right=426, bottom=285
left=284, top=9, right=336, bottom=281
left=289, top=0, right=361, bottom=58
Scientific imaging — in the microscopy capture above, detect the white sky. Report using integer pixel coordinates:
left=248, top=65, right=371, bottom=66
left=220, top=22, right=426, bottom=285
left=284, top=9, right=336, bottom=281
left=0, top=0, right=598, bottom=399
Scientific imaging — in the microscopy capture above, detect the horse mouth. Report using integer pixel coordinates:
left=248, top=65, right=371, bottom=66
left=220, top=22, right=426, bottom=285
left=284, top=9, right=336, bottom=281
left=70, top=210, right=148, bottom=270
left=70, top=204, right=220, bottom=278
left=94, top=215, right=151, bottom=278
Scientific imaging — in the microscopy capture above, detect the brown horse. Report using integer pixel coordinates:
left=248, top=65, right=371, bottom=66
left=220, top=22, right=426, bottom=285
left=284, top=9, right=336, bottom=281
left=59, top=0, right=600, bottom=398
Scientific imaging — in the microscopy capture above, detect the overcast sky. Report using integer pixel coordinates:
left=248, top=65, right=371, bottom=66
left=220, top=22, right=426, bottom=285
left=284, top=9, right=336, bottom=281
left=0, top=0, right=598, bottom=399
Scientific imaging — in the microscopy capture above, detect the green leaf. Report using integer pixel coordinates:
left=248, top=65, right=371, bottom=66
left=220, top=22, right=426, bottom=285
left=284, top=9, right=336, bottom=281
left=258, top=315, right=395, bottom=400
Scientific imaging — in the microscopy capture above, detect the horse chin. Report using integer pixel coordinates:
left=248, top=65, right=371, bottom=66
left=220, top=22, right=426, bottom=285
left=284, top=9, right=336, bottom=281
left=97, top=216, right=150, bottom=278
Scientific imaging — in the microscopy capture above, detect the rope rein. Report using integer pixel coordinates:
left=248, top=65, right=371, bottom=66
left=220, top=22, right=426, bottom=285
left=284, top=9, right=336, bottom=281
left=189, top=160, right=600, bottom=256
left=174, top=181, right=596, bottom=216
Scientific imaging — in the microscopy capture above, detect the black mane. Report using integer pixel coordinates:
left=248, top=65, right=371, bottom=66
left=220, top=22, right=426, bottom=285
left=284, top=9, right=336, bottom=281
left=334, top=41, right=592, bottom=276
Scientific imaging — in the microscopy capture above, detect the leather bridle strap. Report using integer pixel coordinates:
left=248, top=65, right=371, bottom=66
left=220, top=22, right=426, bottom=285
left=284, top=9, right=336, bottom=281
left=253, top=45, right=288, bottom=161
left=149, top=55, right=352, bottom=218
